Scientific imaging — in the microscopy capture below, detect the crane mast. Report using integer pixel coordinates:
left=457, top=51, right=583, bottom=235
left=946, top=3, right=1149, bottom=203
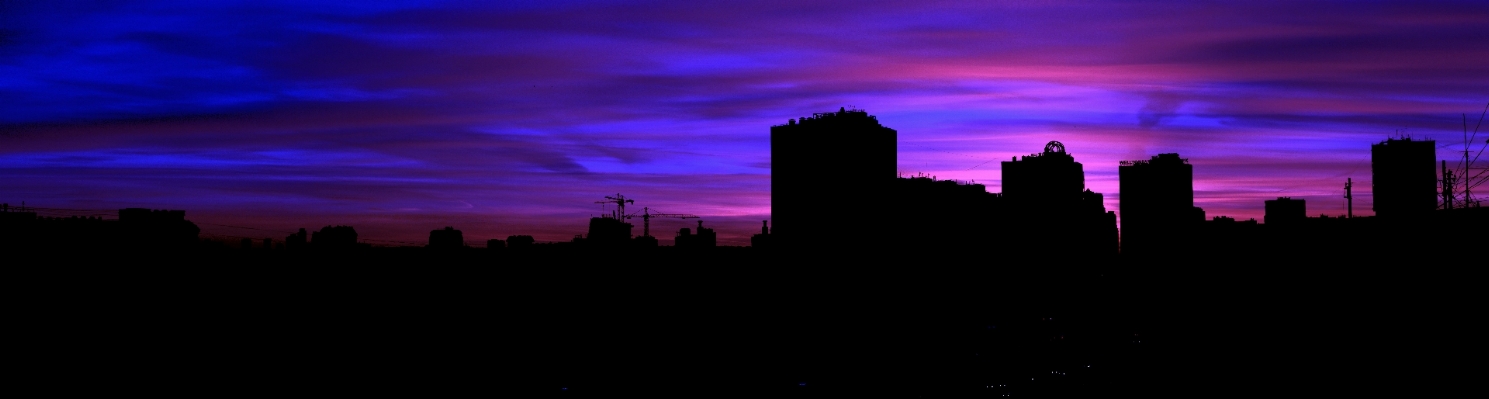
left=593, top=194, right=700, bottom=239
left=639, top=207, right=698, bottom=238
left=595, top=193, right=635, bottom=220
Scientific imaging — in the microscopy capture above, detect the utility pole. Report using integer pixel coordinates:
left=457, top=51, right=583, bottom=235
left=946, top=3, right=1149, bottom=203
left=1344, top=178, right=1353, bottom=218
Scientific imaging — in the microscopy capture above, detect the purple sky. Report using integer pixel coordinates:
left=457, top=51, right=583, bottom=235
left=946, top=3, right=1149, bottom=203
left=3, top=1, right=1487, bottom=246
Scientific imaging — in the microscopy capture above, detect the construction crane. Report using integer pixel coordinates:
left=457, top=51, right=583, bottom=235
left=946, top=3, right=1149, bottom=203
left=593, top=193, right=700, bottom=237
left=595, top=193, right=635, bottom=220
left=636, top=207, right=698, bottom=238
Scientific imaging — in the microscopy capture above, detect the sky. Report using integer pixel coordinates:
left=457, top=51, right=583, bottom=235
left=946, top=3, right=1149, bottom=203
left=3, top=0, right=1487, bottom=246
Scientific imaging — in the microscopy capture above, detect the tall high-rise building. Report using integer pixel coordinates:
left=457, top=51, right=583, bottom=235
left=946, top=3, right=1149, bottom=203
left=1119, top=153, right=1203, bottom=256
left=770, top=107, right=896, bottom=249
left=1370, top=138, right=1436, bottom=218
left=1002, top=141, right=1117, bottom=257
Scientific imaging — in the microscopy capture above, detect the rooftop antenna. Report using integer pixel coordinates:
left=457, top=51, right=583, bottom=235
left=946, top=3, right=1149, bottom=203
left=1446, top=101, right=1488, bottom=208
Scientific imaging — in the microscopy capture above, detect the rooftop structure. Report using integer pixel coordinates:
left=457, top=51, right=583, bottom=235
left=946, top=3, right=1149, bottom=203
left=1001, top=141, right=1085, bottom=209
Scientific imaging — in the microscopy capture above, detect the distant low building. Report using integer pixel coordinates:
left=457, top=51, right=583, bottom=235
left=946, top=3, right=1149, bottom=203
left=506, top=235, right=535, bottom=249
left=1, top=205, right=198, bottom=251
left=675, top=221, right=716, bottom=248
left=312, top=225, right=358, bottom=249
left=1264, top=197, right=1306, bottom=225
left=428, top=226, right=465, bottom=249
left=286, top=228, right=308, bottom=250
left=586, top=216, right=634, bottom=248
left=750, top=220, right=770, bottom=249
left=117, top=208, right=200, bottom=248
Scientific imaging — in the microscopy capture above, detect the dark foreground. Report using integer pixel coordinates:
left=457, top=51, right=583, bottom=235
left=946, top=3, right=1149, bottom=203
left=9, top=247, right=1480, bottom=397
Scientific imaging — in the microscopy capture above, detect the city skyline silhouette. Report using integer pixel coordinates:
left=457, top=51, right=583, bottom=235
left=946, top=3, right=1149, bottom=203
left=5, top=2, right=1489, bottom=246
left=5, top=3, right=1489, bottom=396
left=7, top=104, right=1486, bottom=399
left=5, top=112, right=1484, bottom=248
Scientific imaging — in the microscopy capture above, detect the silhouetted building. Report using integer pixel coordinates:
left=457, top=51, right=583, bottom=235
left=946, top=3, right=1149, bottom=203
left=116, top=208, right=200, bottom=248
left=286, top=228, right=308, bottom=250
left=675, top=221, right=716, bottom=248
left=0, top=204, right=36, bottom=221
left=1000, top=141, right=1118, bottom=257
left=428, top=226, right=465, bottom=249
left=0, top=205, right=39, bottom=242
left=1193, top=216, right=1262, bottom=255
left=586, top=216, right=634, bottom=248
left=311, top=225, right=358, bottom=249
left=1119, top=153, right=1204, bottom=256
left=771, top=107, right=896, bottom=249
left=118, top=208, right=185, bottom=224
left=30, top=215, right=112, bottom=248
left=506, top=235, right=534, bottom=249
left=889, top=176, right=1009, bottom=254
left=885, top=142, right=1119, bottom=258
left=1264, top=197, right=1306, bottom=225
left=486, top=239, right=505, bottom=250
left=750, top=220, right=771, bottom=248
left=2, top=206, right=200, bottom=250
left=1002, top=141, right=1085, bottom=209
left=1371, top=137, right=1436, bottom=218
left=1081, top=189, right=1121, bottom=256
left=696, top=221, right=716, bottom=247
